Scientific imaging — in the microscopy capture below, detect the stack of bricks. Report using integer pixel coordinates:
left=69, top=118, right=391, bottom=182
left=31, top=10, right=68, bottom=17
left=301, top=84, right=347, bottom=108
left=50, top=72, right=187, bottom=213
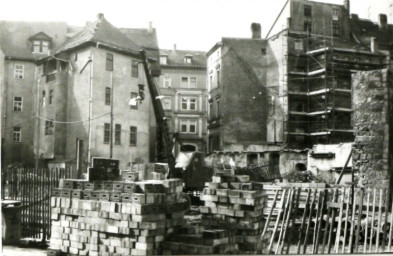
left=161, top=226, right=238, bottom=255
left=198, top=168, right=267, bottom=252
left=48, top=178, right=188, bottom=256
left=121, top=163, right=168, bottom=182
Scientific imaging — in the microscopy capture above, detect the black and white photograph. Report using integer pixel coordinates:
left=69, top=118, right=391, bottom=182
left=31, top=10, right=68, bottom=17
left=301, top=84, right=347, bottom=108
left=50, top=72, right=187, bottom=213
left=1, top=0, right=393, bottom=255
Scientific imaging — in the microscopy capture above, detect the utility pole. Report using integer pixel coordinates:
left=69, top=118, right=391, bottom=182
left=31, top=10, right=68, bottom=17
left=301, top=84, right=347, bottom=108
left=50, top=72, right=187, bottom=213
left=87, top=52, right=93, bottom=167
left=35, top=66, right=41, bottom=170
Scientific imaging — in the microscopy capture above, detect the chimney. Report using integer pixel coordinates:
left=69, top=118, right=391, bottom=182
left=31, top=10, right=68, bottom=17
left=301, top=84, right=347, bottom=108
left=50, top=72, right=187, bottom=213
left=251, top=23, right=261, bottom=39
left=287, top=18, right=292, bottom=29
left=97, top=13, right=104, bottom=22
left=371, top=37, right=379, bottom=53
left=148, top=21, right=153, bottom=33
left=173, top=44, right=176, bottom=51
left=343, top=0, right=350, bottom=15
left=379, top=14, right=388, bottom=30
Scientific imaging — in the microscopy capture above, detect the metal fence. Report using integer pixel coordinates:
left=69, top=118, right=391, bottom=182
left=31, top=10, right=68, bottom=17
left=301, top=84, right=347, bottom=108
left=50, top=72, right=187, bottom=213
left=1, top=168, right=72, bottom=241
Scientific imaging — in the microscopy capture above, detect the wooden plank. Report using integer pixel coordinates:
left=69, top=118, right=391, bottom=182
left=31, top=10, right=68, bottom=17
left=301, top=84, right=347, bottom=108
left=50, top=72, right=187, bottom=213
left=268, top=189, right=287, bottom=252
left=388, top=193, right=393, bottom=251
left=334, top=187, right=346, bottom=253
left=376, top=188, right=383, bottom=253
left=348, top=187, right=357, bottom=253
left=257, top=189, right=279, bottom=253
left=369, top=188, right=376, bottom=253
left=280, top=188, right=296, bottom=254
left=325, top=188, right=338, bottom=254
left=275, top=189, right=292, bottom=254
left=303, top=189, right=317, bottom=254
left=342, top=189, right=350, bottom=254
left=354, top=189, right=364, bottom=253
left=296, top=189, right=311, bottom=254
left=381, top=188, right=389, bottom=251
left=364, top=188, right=371, bottom=253
left=312, top=190, right=322, bottom=253
left=314, top=190, right=326, bottom=254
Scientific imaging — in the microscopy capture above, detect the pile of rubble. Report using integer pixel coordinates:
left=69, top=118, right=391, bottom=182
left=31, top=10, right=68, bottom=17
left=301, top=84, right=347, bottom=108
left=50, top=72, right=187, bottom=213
left=48, top=178, right=188, bottom=256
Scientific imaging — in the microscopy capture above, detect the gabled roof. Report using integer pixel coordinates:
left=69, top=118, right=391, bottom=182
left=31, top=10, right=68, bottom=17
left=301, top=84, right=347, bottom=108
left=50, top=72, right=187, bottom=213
left=55, top=14, right=141, bottom=55
left=350, top=17, right=393, bottom=49
left=0, top=21, right=68, bottom=60
left=159, top=48, right=206, bottom=68
left=28, top=31, right=52, bottom=41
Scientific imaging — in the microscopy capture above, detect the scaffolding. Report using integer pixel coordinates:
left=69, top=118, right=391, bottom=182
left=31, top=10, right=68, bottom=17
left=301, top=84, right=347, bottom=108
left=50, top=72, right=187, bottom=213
left=286, top=23, right=388, bottom=148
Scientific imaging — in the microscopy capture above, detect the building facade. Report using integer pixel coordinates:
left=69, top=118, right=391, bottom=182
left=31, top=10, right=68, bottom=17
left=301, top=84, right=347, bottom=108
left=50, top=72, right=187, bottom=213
left=0, top=15, right=160, bottom=171
left=158, top=46, right=207, bottom=153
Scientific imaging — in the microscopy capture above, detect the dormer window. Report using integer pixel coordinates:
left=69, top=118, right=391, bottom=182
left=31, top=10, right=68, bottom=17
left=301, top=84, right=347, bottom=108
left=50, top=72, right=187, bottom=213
left=160, top=55, right=168, bottom=65
left=29, top=32, right=52, bottom=54
left=184, top=56, right=192, bottom=64
left=33, top=40, right=49, bottom=54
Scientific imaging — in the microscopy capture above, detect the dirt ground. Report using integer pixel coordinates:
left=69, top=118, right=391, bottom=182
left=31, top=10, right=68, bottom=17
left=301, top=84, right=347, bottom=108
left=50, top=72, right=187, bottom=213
left=2, top=246, right=46, bottom=256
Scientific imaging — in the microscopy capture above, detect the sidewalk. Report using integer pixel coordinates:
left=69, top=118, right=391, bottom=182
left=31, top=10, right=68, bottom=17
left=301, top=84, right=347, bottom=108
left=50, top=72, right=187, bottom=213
left=2, top=246, right=46, bottom=256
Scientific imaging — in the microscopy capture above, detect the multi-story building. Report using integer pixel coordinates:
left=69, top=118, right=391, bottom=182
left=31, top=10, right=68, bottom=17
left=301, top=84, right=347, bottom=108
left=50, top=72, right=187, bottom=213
left=158, top=46, right=207, bottom=153
left=206, top=0, right=393, bottom=171
left=0, top=14, right=161, bottom=171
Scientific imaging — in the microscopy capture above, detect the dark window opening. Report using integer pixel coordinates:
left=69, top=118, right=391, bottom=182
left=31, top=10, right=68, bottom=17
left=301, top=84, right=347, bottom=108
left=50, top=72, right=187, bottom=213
left=104, top=123, right=110, bottom=144
left=115, top=124, right=121, bottom=145
left=49, top=90, right=54, bottom=105
left=181, top=144, right=197, bottom=152
left=45, top=120, right=54, bottom=135
left=261, top=48, right=267, bottom=55
left=105, top=87, right=111, bottom=105
left=304, top=5, right=312, bottom=17
left=132, top=60, right=138, bottom=77
left=106, top=53, right=113, bottom=71
left=130, top=126, right=137, bottom=146
left=304, top=21, right=312, bottom=33
left=332, top=22, right=340, bottom=36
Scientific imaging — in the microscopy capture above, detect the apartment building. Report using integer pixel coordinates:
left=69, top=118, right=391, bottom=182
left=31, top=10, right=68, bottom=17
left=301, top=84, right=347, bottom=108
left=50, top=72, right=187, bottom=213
left=158, top=46, right=207, bottom=153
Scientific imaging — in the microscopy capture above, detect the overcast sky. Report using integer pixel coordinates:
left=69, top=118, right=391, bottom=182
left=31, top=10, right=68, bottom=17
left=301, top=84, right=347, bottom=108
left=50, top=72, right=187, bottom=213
left=1, top=0, right=391, bottom=51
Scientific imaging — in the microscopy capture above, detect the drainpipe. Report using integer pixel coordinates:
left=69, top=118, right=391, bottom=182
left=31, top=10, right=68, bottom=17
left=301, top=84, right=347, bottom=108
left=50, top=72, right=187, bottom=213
left=35, top=65, right=41, bottom=170
left=87, top=50, right=94, bottom=167
left=110, top=71, right=113, bottom=158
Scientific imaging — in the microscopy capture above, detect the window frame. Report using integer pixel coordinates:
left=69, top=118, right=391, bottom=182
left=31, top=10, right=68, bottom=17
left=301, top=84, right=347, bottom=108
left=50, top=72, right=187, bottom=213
left=114, top=124, right=121, bottom=145
left=49, top=90, right=54, bottom=105
left=129, top=126, right=137, bottom=146
left=159, top=56, right=168, bottom=65
left=13, top=127, right=22, bottom=142
left=179, top=119, right=197, bottom=134
left=104, top=123, right=110, bottom=144
left=132, top=60, right=138, bottom=77
left=130, top=92, right=139, bottom=110
left=105, top=87, right=111, bottom=105
left=45, top=120, right=54, bottom=135
left=163, top=98, right=171, bottom=110
left=106, top=53, right=113, bottom=71
left=180, top=76, right=197, bottom=89
left=14, top=64, right=24, bottom=79
left=181, top=97, right=197, bottom=111
left=304, top=5, right=312, bottom=17
left=33, top=40, right=49, bottom=54
left=13, top=96, right=22, bottom=111
left=163, top=75, right=171, bottom=88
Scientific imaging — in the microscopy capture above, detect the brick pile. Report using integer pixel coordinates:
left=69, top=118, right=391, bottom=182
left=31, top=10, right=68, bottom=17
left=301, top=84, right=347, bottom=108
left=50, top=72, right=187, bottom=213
left=48, top=178, right=188, bottom=256
left=198, top=168, right=267, bottom=252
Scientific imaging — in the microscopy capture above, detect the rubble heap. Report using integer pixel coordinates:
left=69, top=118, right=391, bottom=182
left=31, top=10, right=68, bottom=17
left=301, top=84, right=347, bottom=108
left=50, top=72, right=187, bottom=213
left=48, top=178, right=188, bottom=256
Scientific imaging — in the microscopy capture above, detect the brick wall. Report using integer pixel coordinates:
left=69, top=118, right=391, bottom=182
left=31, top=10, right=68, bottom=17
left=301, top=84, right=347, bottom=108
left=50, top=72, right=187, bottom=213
left=352, top=69, right=392, bottom=187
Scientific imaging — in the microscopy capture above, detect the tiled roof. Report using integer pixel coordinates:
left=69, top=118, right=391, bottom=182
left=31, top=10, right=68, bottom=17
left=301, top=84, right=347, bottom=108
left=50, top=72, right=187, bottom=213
left=55, top=14, right=141, bottom=55
left=159, top=48, right=206, bottom=68
left=350, top=18, right=393, bottom=48
left=0, top=21, right=68, bottom=60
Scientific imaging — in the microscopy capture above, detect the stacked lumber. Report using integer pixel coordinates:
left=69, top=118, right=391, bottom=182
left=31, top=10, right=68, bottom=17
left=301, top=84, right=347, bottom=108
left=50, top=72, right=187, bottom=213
left=161, top=226, right=238, bottom=255
left=48, top=178, right=188, bottom=256
left=198, top=169, right=268, bottom=251
left=121, top=163, right=168, bottom=181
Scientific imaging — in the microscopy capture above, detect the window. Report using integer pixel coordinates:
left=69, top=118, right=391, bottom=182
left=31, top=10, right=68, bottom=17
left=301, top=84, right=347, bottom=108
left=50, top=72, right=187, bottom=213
left=45, top=120, right=54, bottom=135
left=181, top=97, right=197, bottom=110
left=104, top=123, right=110, bottom=144
left=160, top=56, right=168, bottom=65
left=181, top=77, right=197, bottom=88
left=130, top=126, right=137, bottom=146
left=14, top=64, right=24, bottom=79
left=13, top=97, right=22, bottom=111
left=42, top=90, right=46, bottom=106
left=216, top=98, right=220, bottom=117
left=105, top=87, right=111, bottom=105
left=184, top=56, right=192, bottom=64
left=333, top=8, right=339, bottom=20
left=163, top=98, right=171, bottom=110
left=132, top=60, right=138, bottom=77
left=106, top=53, right=113, bottom=71
left=304, top=5, right=312, bottom=17
left=13, top=127, right=21, bottom=142
left=332, top=21, right=340, bottom=36
left=49, top=90, right=54, bottom=105
left=163, top=75, right=171, bottom=88
left=33, top=40, right=49, bottom=54
left=180, top=120, right=197, bottom=134
left=216, top=69, right=220, bottom=86
left=115, top=124, right=121, bottom=145
left=130, top=92, right=138, bottom=109
left=304, top=21, right=312, bottom=33
left=294, top=41, right=304, bottom=52
left=261, top=48, right=267, bottom=55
